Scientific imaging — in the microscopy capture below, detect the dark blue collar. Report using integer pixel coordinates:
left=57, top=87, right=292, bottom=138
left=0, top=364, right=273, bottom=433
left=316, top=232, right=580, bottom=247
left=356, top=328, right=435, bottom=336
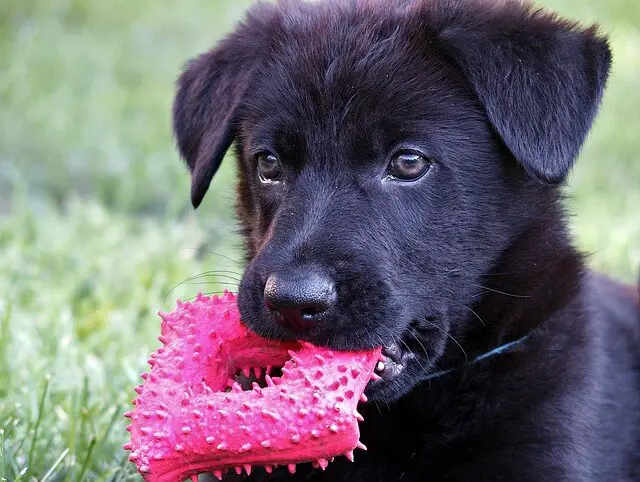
left=424, top=335, right=530, bottom=381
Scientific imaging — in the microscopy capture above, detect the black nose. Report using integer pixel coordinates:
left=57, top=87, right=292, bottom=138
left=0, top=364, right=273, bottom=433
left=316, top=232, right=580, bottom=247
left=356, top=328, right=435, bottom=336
left=263, top=270, right=337, bottom=331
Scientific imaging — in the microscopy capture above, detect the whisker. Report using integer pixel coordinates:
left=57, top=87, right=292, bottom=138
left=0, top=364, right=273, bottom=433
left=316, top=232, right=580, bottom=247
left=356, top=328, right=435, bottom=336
left=183, top=274, right=243, bottom=282
left=163, top=272, right=242, bottom=301
left=176, top=281, right=241, bottom=287
left=472, top=290, right=490, bottom=298
left=463, top=305, right=486, bottom=327
left=472, top=284, right=530, bottom=299
left=407, top=328, right=430, bottom=363
left=166, top=271, right=243, bottom=295
left=405, top=328, right=433, bottom=390
left=181, top=248, right=245, bottom=267
left=169, top=272, right=243, bottom=291
left=182, top=269, right=244, bottom=280
left=482, top=271, right=522, bottom=277
left=421, top=320, right=468, bottom=364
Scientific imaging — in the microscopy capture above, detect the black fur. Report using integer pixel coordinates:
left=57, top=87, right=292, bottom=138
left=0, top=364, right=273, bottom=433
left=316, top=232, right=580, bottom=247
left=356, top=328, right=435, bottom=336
left=172, top=0, right=640, bottom=480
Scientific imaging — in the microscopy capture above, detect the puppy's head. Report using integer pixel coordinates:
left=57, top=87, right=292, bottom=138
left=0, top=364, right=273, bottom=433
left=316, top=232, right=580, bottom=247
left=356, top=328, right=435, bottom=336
left=173, top=0, right=611, bottom=402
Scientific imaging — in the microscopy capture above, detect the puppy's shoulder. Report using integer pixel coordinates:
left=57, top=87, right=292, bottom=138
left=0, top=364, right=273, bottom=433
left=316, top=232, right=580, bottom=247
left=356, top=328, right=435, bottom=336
left=587, top=271, right=640, bottom=349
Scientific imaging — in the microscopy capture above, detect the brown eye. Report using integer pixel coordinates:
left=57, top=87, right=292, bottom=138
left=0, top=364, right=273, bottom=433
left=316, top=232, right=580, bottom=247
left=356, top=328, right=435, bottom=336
left=388, top=151, right=431, bottom=181
left=257, top=152, right=282, bottom=182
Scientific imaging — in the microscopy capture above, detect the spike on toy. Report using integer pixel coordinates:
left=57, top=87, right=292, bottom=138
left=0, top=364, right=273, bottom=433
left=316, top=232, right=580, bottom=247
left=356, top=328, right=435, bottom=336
left=125, top=291, right=381, bottom=481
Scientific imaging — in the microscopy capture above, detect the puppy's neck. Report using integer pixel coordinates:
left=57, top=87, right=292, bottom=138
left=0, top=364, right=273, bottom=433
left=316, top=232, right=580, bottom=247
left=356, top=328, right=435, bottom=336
left=464, top=202, right=586, bottom=355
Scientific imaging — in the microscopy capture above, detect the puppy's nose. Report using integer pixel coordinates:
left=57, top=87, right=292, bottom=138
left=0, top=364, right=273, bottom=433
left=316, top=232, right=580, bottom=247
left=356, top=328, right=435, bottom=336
left=264, top=270, right=337, bottom=331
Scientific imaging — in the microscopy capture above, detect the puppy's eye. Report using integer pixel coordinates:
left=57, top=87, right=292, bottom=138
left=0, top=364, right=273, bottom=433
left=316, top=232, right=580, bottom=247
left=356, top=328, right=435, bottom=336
left=256, top=152, right=283, bottom=182
left=387, top=151, right=432, bottom=181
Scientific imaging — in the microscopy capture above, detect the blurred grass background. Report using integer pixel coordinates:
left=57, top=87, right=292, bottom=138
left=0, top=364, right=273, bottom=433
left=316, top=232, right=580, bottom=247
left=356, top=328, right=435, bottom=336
left=0, top=0, right=638, bottom=480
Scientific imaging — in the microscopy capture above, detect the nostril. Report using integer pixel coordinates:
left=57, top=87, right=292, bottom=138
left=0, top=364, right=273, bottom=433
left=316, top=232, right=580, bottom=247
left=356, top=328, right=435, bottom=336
left=300, top=304, right=326, bottom=320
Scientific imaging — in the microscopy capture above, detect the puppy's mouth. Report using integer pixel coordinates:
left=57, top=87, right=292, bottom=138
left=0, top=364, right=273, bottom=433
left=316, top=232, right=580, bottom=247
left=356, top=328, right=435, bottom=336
left=371, top=339, right=416, bottom=383
left=363, top=321, right=436, bottom=401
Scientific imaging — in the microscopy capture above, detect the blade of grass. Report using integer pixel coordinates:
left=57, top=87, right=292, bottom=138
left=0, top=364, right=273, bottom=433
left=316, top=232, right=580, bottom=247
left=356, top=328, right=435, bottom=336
left=106, top=467, right=123, bottom=482
left=64, top=389, right=78, bottom=482
left=76, top=436, right=96, bottom=482
left=13, top=467, right=28, bottom=482
left=41, top=448, right=70, bottom=482
left=0, top=428, right=6, bottom=482
left=13, top=426, right=27, bottom=460
left=0, top=418, right=15, bottom=442
left=90, top=405, right=124, bottom=482
left=78, top=376, right=90, bottom=458
left=107, top=452, right=132, bottom=482
left=2, top=432, right=21, bottom=479
left=99, top=404, right=122, bottom=449
left=0, top=302, right=11, bottom=398
left=0, top=302, right=11, bottom=349
left=26, top=374, right=50, bottom=478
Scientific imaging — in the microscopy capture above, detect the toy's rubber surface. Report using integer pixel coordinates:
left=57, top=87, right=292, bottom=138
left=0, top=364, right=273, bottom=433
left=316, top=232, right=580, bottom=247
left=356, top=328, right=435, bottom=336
left=124, top=291, right=382, bottom=481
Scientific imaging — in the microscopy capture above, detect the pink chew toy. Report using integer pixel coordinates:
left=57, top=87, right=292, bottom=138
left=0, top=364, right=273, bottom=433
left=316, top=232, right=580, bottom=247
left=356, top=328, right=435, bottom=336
left=124, top=291, right=382, bottom=481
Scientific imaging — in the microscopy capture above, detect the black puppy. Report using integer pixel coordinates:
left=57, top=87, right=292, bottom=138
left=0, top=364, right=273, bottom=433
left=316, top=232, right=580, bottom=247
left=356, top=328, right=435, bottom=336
left=172, top=0, right=640, bottom=480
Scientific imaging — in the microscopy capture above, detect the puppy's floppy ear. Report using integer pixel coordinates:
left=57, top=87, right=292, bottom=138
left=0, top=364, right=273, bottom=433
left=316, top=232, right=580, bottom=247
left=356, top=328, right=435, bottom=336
left=172, top=6, right=274, bottom=208
left=433, top=0, right=612, bottom=184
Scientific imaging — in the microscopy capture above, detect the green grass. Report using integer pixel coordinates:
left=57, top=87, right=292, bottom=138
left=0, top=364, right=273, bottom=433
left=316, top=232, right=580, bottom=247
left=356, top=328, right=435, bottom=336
left=0, top=197, right=244, bottom=480
left=0, top=0, right=638, bottom=480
